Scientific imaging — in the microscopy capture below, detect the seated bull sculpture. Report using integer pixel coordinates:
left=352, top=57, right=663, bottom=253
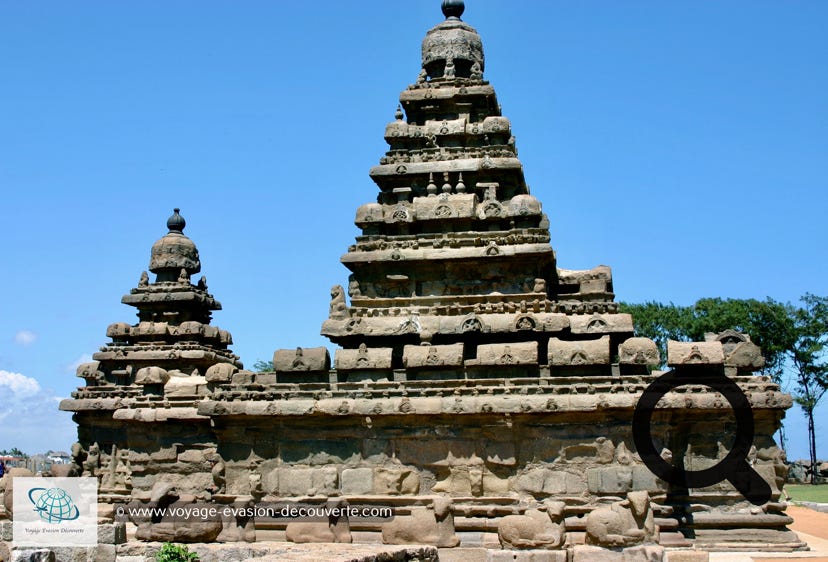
left=585, top=491, right=657, bottom=547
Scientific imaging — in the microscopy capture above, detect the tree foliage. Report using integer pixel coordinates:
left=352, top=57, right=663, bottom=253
left=252, top=359, right=274, bottom=372
left=0, top=447, right=27, bottom=457
left=788, top=294, right=828, bottom=483
left=619, top=297, right=795, bottom=381
left=156, top=543, right=199, bottom=562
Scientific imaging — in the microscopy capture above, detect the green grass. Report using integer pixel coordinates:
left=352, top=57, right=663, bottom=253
left=785, top=484, right=828, bottom=503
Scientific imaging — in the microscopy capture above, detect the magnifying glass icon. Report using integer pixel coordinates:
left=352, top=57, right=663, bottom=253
left=632, top=369, right=772, bottom=506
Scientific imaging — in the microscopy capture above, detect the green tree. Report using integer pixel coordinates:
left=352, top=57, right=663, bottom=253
left=252, top=359, right=274, bottom=372
left=618, top=301, right=694, bottom=367
left=689, top=297, right=796, bottom=383
left=789, top=294, right=828, bottom=484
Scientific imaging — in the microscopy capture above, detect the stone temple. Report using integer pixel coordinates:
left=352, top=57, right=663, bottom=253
left=49, top=1, right=799, bottom=559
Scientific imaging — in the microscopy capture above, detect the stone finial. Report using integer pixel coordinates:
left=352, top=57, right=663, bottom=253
left=455, top=172, right=466, bottom=193
left=427, top=173, right=438, bottom=196
left=442, top=0, right=464, bottom=20
left=149, top=208, right=201, bottom=281
left=422, top=0, right=484, bottom=80
left=167, top=208, right=186, bottom=233
left=395, top=105, right=404, bottom=120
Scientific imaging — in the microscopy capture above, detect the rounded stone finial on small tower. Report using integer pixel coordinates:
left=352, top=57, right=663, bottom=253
left=167, top=208, right=186, bottom=233
left=150, top=207, right=201, bottom=281
left=442, top=0, right=465, bottom=20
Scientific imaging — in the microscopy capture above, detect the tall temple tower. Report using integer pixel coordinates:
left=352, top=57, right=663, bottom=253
left=322, top=0, right=619, bottom=376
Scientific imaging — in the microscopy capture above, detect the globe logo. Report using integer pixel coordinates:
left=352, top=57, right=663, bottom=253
left=27, top=487, right=81, bottom=523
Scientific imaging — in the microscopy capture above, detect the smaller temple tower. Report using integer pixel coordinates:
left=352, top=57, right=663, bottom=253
left=61, top=209, right=242, bottom=504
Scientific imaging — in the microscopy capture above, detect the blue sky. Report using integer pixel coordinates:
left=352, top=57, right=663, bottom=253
left=0, top=1, right=825, bottom=460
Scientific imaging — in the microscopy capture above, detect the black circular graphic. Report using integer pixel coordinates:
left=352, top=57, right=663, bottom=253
left=632, top=369, right=772, bottom=506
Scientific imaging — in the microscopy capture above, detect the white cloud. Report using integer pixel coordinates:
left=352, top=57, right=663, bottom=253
left=0, top=369, right=41, bottom=399
left=0, top=370, right=75, bottom=453
left=14, top=330, right=37, bottom=346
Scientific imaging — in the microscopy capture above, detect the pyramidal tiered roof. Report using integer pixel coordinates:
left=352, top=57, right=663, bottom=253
left=66, top=208, right=241, bottom=424
left=320, top=0, right=625, bottom=377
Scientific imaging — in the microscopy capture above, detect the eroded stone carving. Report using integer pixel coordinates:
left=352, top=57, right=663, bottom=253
left=667, top=341, right=724, bottom=366
left=273, top=347, right=330, bottom=372
left=382, top=497, right=459, bottom=547
left=329, top=285, right=349, bottom=319
left=619, top=337, right=660, bottom=365
left=498, top=500, right=566, bottom=550
left=549, top=336, right=610, bottom=366
left=586, top=491, right=658, bottom=547
left=285, top=498, right=353, bottom=544
left=335, top=344, right=393, bottom=370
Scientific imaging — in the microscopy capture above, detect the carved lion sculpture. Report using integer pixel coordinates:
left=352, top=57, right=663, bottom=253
left=382, top=496, right=460, bottom=547
left=585, top=491, right=657, bottom=547
left=498, top=500, right=566, bottom=550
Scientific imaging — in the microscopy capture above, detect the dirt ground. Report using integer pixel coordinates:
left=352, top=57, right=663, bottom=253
left=787, top=505, right=828, bottom=539
left=752, top=505, right=828, bottom=561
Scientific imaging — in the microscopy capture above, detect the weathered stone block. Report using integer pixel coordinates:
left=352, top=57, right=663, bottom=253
left=205, top=362, right=237, bottom=383
left=273, top=347, right=330, bottom=372
left=507, top=194, right=542, bottom=217
left=396, top=439, right=475, bottom=466
left=587, top=466, right=633, bottom=494
left=355, top=202, right=384, bottom=225
left=514, top=469, right=585, bottom=495
left=375, top=467, right=419, bottom=495
left=134, top=366, right=169, bottom=385
left=278, top=467, right=338, bottom=497
left=414, top=193, right=476, bottom=219
left=548, top=336, right=610, bottom=366
left=335, top=346, right=393, bottom=370
left=403, top=343, right=464, bottom=368
left=667, top=341, right=724, bottom=366
left=631, top=466, right=664, bottom=492
left=341, top=468, right=374, bottom=495
left=619, top=337, right=660, bottom=365
left=570, top=314, right=633, bottom=334
left=467, top=342, right=538, bottom=366
left=98, top=523, right=127, bottom=545
left=280, top=439, right=360, bottom=465
left=91, top=544, right=117, bottom=562
left=573, top=545, right=664, bottom=562
left=724, top=341, right=764, bottom=369
left=484, top=441, right=516, bottom=466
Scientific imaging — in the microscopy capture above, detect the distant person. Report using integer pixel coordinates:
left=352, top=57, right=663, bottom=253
left=0, top=460, right=6, bottom=478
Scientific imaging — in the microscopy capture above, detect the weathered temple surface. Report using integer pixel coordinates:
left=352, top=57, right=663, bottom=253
left=57, top=1, right=801, bottom=558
